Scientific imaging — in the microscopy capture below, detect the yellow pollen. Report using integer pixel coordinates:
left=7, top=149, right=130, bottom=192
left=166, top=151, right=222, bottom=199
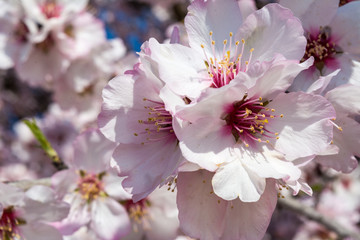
left=235, top=41, right=240, bottom=45
left=209, top=31, right=213, bottom=36
left=271, top=109, right=275, bottom=112
left=245, top=61, right=249, bottom=65
left=280, top=114, right=284, bottom=118
left=275, top=133, right=279, bottom=136
left=257, top=139, right=261, bottom=142
left=223, top=40, right=227, bottom=45
left=212, top=40, right=215, bottom=45
left=250, top=48, right=254, bottom=52
left=276, top=137, right=280, bottom=139
left=241, top=39, right=245, bottom=44
left=134, top=133, right=138, bottom=136
left=201, top=44, right=205, bottom=48
left=258, top=97, right=263, bottom=101
left=229, top=32, right=233, bottom=37
left=330, top=140, right=334, bottom=144
left=266, top=140, right=270, bottom=143
left=143, top=98, right=147, bottom=101
left=245, top=143, right=249, bottom=147
left=270, top=115, right=274, bottom=118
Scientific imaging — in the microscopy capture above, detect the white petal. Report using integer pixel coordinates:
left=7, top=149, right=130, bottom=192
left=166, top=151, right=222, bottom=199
left=91, top=198, right=131, bottom=240
left=269, top=92, right=335, bottom=160
left=236, top=3, right=306, bottom=62
left=212, top=160, right=266, bottom=202
left=20, top=223, right=63, bottom=240
left=329, top=1, right=360, bottom=55
left=325, top=84, right=360, bottom=115
left=185, top=0, right=243, bottom=57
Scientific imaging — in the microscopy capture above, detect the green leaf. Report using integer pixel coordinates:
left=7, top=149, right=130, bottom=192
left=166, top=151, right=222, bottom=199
left=23, top=119, right=60, bottom=163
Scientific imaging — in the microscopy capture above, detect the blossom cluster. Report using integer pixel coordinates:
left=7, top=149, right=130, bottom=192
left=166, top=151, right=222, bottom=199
left=0, top=0, right=359, bottom=239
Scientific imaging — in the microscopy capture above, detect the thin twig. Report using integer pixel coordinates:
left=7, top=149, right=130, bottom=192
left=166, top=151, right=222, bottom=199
left=278, top=197, right=360, bottom=240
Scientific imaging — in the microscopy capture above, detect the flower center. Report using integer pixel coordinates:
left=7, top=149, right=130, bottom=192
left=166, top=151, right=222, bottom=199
left=14, top=21, right=29, bottom=43
left=76, top=171, right=106, bottom=203
left=301, top=27, right=342, bottom=71
left=41, top=1, right=62, bottom=19
left=123, top=199, right=151, bottom=224
left=35, top=35, right=55, bottom=54
left=0, top=207, right=25, bottom=240
left=201, top=32, right=254, bottom=88
left=134, top=98, right=175, bottom=144
left=223, top=95, right=282, bottom=147
left=339, top=0, right=355, bottom=6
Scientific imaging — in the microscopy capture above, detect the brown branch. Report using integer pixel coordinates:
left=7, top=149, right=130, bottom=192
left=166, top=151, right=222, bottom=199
left=278, top=197, right=360, bottom=240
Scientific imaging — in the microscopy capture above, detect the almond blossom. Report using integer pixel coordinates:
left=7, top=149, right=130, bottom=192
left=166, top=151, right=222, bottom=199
left=0, top=0, right=106, bottom=89
left=280, top=0, right=360, bottom=92
left=0, top=183, right=69, bottom=240
left=53, top=38, right=126, bottom=119
left=122, top=187, right=180, bottom=240
left=149, top=0, right=309, bottom=100
left=174, top=60, right=335, bottom=202
left=52, top=129, right=131, bottom=240
left=98, top=41, right=185, bottom=202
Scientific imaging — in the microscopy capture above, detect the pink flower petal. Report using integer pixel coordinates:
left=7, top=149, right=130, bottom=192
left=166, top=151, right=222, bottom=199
left=185, top=0, right=243, bottom=57
left=221, top=179, right=277, bottom=240
left=279, top=0, right=338, bottom=31
left=113, top=140, right=183, bottom=202
left=177, top=170, right=227, bottom=240
left=91, top=198, right=131, bottom=240
left=236, top=3, right=307, bottom=63
left=268, top=92, right=335, bottom=160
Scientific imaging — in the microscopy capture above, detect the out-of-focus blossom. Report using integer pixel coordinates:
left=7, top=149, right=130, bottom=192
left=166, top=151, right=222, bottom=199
left=0, top=183, right=69, bottom=240
left=280, top=0, right=360, bottom=92
left=54, top=38, right=126, bottom=118
left=293, top=168, right=360, bottom=239
left=9, top=105, right=80, bottom=179
left=123, top=187, right=180, bottom=240
left=0, top=0, right=106, bottom=89
left=52, top=129, right=131, bottom=240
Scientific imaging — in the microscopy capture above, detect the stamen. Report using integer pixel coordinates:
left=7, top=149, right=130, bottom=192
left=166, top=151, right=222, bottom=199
left=330, top=120, right=343, bottom=131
